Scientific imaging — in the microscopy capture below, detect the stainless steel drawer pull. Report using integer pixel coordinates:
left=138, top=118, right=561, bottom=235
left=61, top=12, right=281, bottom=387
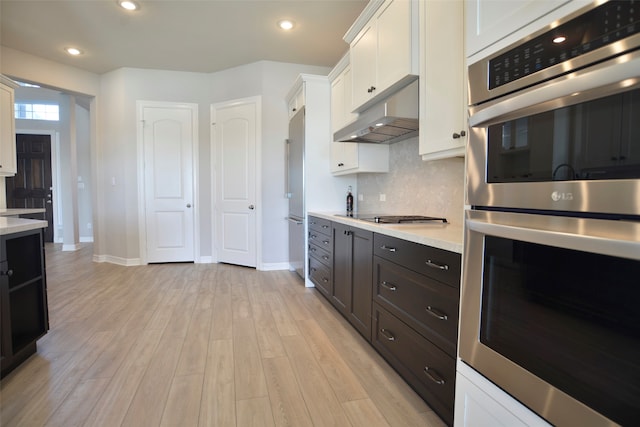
left=425, top=259, right=449, bottom=270
left=426, top=306, right=448, bottom=320
left=322, top=255, right=329, bottom=261
left=310, top=247, right=316, bottom=252
left=423, top=366, right=445, bottom=385
left=322, top=240, right=330, bottom=245
left=310, top=234, right=317, bottom=239
left=323, top=278, right=329, bottom=283
left=310, top=267, right=316, bottom=273
left=381, top=281, right=397, bottom=291
left=380, top=245, right=397, bottom=252
left=379, top=328, right=396, bottom=341
left=321, top=225, right=329, bottom=229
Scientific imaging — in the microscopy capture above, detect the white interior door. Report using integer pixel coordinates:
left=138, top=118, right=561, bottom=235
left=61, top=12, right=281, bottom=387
left=141, top=103, right=196, bottom=263
left=212, top=98, right=259, bottom=267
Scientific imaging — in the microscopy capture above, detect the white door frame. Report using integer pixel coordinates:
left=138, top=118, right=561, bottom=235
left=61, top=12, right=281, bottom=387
left=136, top=100, right=200, bottom=265
left=210, top=96, right=262, bottom=267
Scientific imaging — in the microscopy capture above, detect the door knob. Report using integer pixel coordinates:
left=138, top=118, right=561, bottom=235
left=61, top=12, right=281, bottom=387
left=249, top=205, right=255, bottom=210
left=186, top=204, right=192, bottom=208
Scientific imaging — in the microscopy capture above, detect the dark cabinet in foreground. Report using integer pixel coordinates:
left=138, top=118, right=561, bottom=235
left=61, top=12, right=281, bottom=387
left=1, top=228, right=49, bottom=378
left=307, top=216, right=461, bottom=426
left=332, top=222, right=373, bottom=341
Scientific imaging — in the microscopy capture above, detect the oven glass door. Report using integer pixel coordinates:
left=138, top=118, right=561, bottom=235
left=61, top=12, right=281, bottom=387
left=482, top=235, right=640, bottom=426
left=487, top=88, right=640, bottom=183
left=460, top=210, right=640, bottom=426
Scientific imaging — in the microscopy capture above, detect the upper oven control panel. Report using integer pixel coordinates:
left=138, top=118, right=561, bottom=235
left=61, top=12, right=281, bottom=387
left=469, top=0, right=640, bottom=107
left=489, top=0, right=640, bottom=89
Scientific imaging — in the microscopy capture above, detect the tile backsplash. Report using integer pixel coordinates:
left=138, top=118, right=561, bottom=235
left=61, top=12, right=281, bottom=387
left=356, top=137, right=465, bottom=226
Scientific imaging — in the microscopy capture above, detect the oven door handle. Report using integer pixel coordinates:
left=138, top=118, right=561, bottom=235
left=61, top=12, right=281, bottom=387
left=466, top=214, right=640, bottom=261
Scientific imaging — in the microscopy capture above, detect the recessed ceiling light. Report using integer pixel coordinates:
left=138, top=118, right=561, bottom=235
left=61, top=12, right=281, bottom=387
left=119, top=0, right=139, bottom=11
left=278, top=20, right=295, bottom=30
left=65, top=47, right=83, bottom=56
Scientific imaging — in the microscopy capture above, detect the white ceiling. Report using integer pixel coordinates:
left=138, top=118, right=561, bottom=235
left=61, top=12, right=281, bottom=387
left=0, top=0, right=368, bottom=75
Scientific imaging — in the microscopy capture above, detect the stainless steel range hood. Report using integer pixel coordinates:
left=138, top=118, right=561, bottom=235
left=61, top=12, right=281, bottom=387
left=334, top=79, right=419, bottom=144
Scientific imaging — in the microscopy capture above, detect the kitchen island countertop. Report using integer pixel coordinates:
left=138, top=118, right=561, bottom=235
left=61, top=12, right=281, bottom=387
left=0, top=208, right=46, bottom=217
left=0, top=217, right=48, bottom=236
left=309, top=211, right=463, bottom=254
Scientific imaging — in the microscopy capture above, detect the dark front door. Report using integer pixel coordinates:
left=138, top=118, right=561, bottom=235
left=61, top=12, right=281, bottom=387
left=5, top=134, right=54, bottom=242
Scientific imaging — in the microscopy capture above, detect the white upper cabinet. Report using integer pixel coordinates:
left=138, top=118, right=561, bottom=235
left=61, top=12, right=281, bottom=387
left=329, top=55, right=389, bottom=175
left=0, top=76, right=17, bottom=177
left=465, top=0, right=590, bottom=61
left=419, top=0, right=466, bottom=161
left=287, top=84, right=304, bottom=119
left=347, top=0, right=419, bottom=113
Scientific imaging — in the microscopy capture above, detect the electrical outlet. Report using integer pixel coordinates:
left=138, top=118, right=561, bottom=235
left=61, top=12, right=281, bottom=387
left=379, top=193, right=386, bottom=202
left=358, top=194, right=364, bottom=201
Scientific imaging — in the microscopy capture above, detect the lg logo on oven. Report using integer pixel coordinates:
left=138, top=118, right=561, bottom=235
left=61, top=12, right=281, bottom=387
left=551, top=191, right=573, bottom=201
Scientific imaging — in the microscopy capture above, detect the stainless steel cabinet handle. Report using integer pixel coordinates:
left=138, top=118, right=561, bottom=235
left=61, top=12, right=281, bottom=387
left=310, top=234, right=317, bottom=239
left=322, top=255, right=329, bottom=261
left=380, top=281, right=397, bottom=292
left=309, top=247, right=316, bottom=252
left=321, top=225, right=329, bottom=229
left=1, top=269, right=14, bottom=276
left=425, top=259, right=449, bottom=270
left=322, top=277, right=329, bottom=283
left=425, top=306, right=448, bottom=320
left=322, top=240, right=330, bottom=245
left=379, top=328, right=396, bottom=341
left=423, top=367, right=445, bottom=385
left=380, top=245, right=397, bottom=252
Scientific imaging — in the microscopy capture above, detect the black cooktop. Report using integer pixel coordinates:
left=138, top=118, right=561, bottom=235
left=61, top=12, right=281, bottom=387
left=341, top=214, right=448, bottom=224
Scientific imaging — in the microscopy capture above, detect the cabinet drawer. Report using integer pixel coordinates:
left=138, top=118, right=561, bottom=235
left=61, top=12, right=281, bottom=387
left=308, top=229, right=332, bottom=252
left=309, top=256, right=332, bottom=297
left=374, top=234, right=461, bottom=288
left=374, top=256, right=458, bottom=357
left=308, top=216, right=332, bottom=236
left=372, top=303, right=455, bottom=426
left=308, top=242, right=332, bottom=268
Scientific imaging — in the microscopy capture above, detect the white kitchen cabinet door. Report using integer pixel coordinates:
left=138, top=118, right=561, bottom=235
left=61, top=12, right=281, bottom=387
left=350, top=21, right=378, bottom=111
left=0, top=76, right=17, bottom=177
left=349, top=0, right=418, bottom=113
left=465, top=0, right=572, bottom=59
left=455, top=362, right=552, bottom=427
left=419, top=0, right=466, bottom=161
left=287, top=85, right=304, bottom=119
left=329, top=59, right=388, bottom=175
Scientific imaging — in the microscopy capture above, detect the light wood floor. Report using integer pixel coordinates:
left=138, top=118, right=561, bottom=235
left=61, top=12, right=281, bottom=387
left=0, top=243, right=446, bottom=427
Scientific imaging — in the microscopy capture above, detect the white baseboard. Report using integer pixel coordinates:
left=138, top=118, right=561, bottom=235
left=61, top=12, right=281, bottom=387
left=80, top=236, right=94, bottom=243
left=62, top=243, right=82, bottom=251
left=259, top=262, right=291, bottom=271
left=196, top=256, right=213, bottom=264
left=93, top=254, right=142, bottom=266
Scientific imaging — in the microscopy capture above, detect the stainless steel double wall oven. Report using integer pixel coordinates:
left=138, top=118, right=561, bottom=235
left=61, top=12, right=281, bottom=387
left=461, top=1, right=640, bottom=426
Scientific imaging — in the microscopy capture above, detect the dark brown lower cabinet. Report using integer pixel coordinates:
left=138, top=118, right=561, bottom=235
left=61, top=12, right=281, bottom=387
left=0, top=228, right=49, bottom=378
left=332, top=222, right=373, bottom=341
left=373, top=303, right=456, bottom=426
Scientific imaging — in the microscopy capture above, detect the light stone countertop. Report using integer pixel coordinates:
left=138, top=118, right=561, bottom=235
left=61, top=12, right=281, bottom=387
left=0, top=208, right=46, bottom=217
left=309, top=211, right=464, bottom=254
left=0, top=217, right=48, bottom=236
